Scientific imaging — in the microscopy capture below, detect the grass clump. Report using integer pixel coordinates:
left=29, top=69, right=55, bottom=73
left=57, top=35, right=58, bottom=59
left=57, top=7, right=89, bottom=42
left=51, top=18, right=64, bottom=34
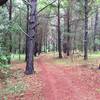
left=0, top=81, right=27, bottom=98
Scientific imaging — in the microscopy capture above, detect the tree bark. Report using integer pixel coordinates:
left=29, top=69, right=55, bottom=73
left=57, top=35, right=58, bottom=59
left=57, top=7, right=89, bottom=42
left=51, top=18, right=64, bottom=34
left=63, top=6, right=71, bottom=56
left=25, top=0, right=37, bottom=75
left=84, top=0, right=88, bottom=60
left=19, top=8, right=22, bottom=60
left=8, top=0, right=12, bottom=64
left=58, top=0, right=62, bottom=58
left=66, top=7, right=71, bottom=56
left=25, top=0, right=29, bottom=61
left=93, top=7, right=98, bottom=52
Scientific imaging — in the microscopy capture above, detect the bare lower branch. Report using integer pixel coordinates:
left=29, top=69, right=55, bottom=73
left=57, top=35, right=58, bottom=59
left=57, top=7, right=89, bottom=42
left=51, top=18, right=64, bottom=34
left=22, top=0, right=31, bottom=6
left=17, top=24, right=33, bottom=39
left=37, top=0, right=57, bottom=14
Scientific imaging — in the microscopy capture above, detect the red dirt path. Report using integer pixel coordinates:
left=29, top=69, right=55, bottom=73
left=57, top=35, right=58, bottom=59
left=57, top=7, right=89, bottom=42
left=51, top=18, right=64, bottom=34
left=1, top=54, right=100, bottom=100
left=36, top=55, right=100, bottom=100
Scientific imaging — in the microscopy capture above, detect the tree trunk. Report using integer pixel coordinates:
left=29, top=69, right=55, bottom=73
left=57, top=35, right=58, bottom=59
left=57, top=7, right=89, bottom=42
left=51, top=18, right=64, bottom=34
left=25, top=0, right=29, bottom=61
left=93, top=7, right=98, bottom=52
left=19, top=9, right=22, bottom=60
left=84, top=0, right=88, bottom=60
left=8, top=0, right=12, bottom=64
left=66, top=7, right=71, bottom=56
left=63, top=6, right=71, bottom=56
left=67, top=7, right=70, bottom=33
left=25, top=0, right=37, bottom=75
left=73, top=21, right=77, bottom=54
left=58, top=0, right=62, bottom=58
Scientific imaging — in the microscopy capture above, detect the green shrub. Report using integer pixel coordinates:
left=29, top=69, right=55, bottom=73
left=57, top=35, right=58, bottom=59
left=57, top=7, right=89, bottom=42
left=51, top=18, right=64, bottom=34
left=0, top=55, right=10, bottom=69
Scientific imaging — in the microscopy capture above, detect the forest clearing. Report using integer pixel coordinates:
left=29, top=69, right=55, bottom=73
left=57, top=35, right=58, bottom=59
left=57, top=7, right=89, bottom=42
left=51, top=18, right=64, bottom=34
left=0, top=0, right=100, bottom=100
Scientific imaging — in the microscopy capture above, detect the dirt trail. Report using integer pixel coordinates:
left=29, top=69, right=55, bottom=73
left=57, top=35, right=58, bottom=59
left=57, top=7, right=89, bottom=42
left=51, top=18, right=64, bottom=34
left=37, top=55, right=100, bottom=100
left=2, top=54, right=100, bottom=100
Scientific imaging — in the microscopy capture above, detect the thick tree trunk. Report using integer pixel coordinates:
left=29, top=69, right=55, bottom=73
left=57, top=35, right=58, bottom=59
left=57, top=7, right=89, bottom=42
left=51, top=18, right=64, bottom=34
left=93, top=7, right=98, bottom=52
left=58, top=0, right=62, bottom=58
left=84, top=0, right=88, bottom=60
left=25, top=0, right=37, bottom=75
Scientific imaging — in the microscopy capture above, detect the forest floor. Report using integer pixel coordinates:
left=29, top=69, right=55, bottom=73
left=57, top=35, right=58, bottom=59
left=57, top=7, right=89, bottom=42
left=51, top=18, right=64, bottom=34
left=0, top=53, right=100, bottom=100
